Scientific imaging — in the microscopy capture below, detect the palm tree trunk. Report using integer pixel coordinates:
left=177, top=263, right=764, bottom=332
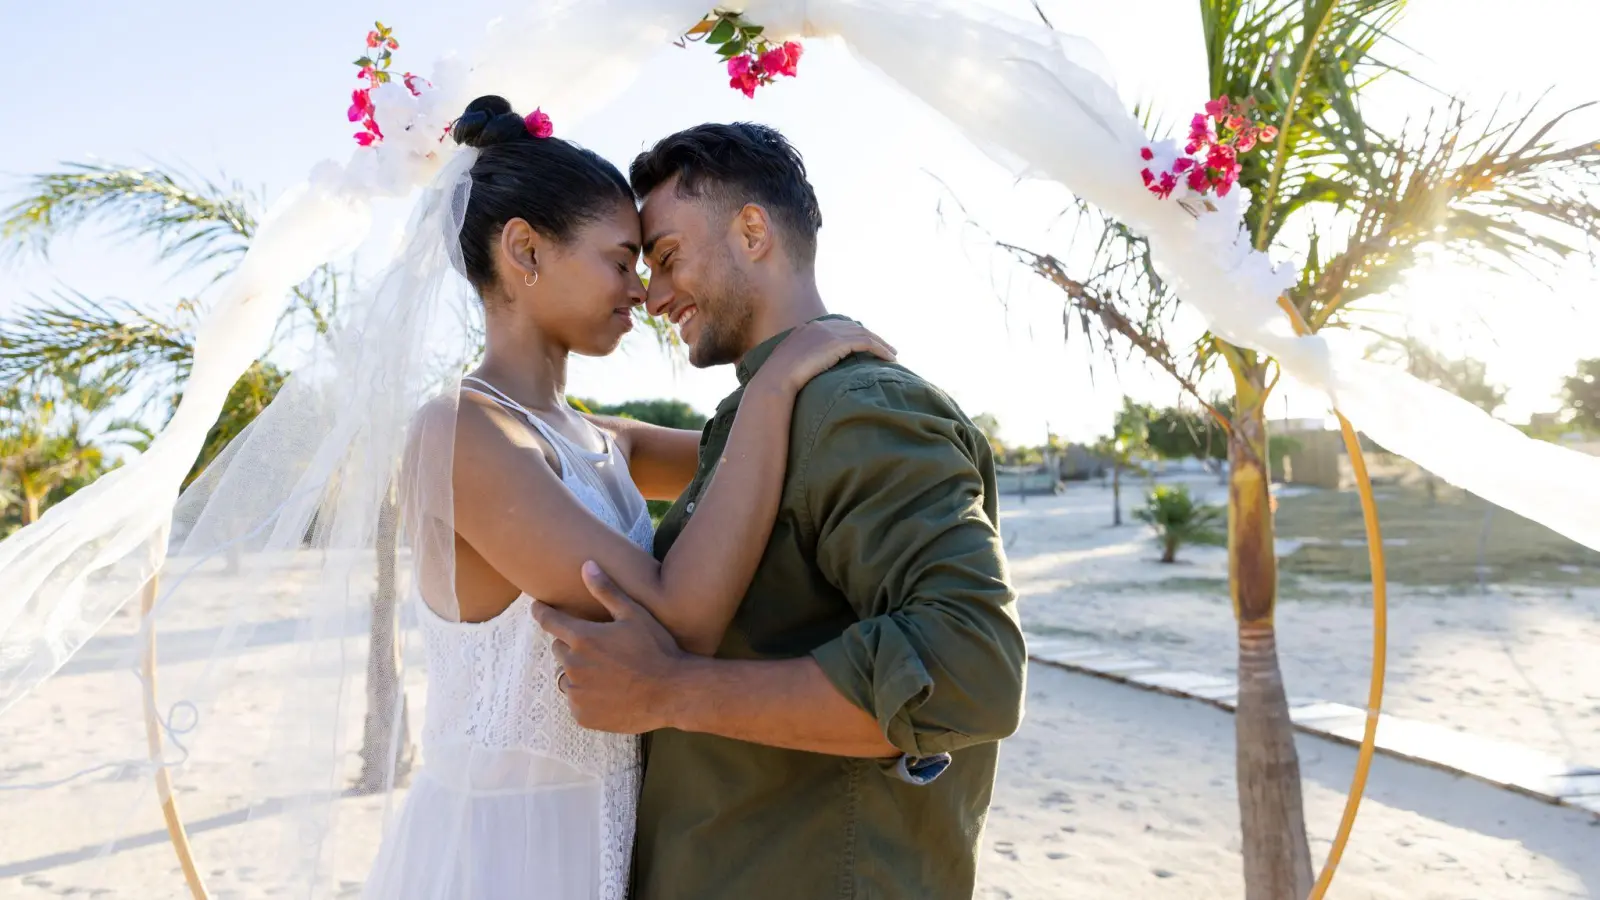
left=23, top=490, right=43, bottom=526
left=1229, top=364, right=1313, bottom=900
left=1112, top=463, right=1123, bottom=526
left=356, top=486, right=413, bottom=794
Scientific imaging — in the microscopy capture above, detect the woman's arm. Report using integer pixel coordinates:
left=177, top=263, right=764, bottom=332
left=581, top=414, right=700, bottom=502
left=453, top=320, right=894, bottom=655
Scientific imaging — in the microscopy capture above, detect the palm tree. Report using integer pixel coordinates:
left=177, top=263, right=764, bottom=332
left=0, top=377, right=144, bottom=531
left=1006, top=2, right=1600, bottom=895
left=1136, top=483, right=1225, bottom=563
left=1098, top=398, right=1152, bottom=526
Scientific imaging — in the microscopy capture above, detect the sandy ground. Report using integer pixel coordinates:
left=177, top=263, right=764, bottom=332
left=1, top=480, right=1597, bottom=897
left=1005, top=477, right=1600, bottom=766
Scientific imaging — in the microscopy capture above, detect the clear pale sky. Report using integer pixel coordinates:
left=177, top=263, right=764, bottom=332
left=2, top=0, right=1595, bottom=445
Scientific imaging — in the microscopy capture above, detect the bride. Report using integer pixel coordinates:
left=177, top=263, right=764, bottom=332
left=361, top=95, right=893, bottom=899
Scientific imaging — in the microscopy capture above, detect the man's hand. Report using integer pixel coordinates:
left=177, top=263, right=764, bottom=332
left=531, top=561, right=692, bottom=734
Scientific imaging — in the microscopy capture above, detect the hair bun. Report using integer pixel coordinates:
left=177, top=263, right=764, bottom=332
left=451, top=95, right=527, bottom=149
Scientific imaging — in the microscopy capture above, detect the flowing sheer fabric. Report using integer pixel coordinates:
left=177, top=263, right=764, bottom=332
left=4, top=1, right=1600, bottom=897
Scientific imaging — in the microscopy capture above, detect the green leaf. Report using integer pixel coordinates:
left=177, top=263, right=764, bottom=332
left=707, top=18, right=736, bottom=44
left=743, top=24, right=764, bottom=36
left=718, top=39, right=746, bottom=58
left=356, top=56, right=373, bottom=68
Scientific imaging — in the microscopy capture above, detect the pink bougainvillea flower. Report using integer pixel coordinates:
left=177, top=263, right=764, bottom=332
left=1140, top=168, right=1155, bottom=186
left=758, top=47, right=788, bottom=78
left=731, top=71, right=761, bottom=98
left=1186, top=167, right=1209, bottom=191
left=1236, top=132, right=1257, bottom=152
left=1140, top=146, right=1154, bottom=161
left=1227, top=115, right=1245, bottom=131
left=761, top=41, right=802, bottom=78
left=1171, top=157, right=1196, bottom=173
left=355, top=131, right=377, bottom=146
left=1204, top=96, right=1229, bottom=120
left=524, top=108, right=554, bottom=139
left=386, top=38, right=399, bottom=49
left=402, top=72, right=429, bottom=96
left=1259, top=125, right=1279, bottom=142
left=348, top=88, right=373, bottom=122
left=367, top=31, right=381, bottom=48
left=727, top=54, right=753, bottom=79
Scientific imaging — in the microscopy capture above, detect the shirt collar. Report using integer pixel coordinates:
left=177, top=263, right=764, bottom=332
left=734, top=314, right=852, bottom=387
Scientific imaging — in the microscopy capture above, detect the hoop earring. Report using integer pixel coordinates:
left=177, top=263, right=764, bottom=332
left=524, top=271, right=539, bottom=287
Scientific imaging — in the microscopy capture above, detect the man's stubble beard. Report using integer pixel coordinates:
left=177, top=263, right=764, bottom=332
left=689, top=251, right=756, bottom=370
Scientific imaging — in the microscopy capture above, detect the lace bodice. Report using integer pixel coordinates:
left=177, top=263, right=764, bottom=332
left=408, top=378, right=654, bottom=899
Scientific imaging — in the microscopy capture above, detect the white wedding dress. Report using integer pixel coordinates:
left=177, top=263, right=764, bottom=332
left=364, top=378, right=652, bottom=900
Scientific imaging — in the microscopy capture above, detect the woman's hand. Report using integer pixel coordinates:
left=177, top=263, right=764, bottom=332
left=757, top=320, right=897, bottom=395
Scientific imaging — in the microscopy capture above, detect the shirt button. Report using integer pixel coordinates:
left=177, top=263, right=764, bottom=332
left=686, top=501, right=696, bottom=514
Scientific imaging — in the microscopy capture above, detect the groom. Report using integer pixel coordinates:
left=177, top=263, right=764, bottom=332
left=534, top=123, right=1027, bottom=898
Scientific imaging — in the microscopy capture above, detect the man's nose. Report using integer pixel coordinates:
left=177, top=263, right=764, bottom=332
left=645, top=279, right=673, bottom=317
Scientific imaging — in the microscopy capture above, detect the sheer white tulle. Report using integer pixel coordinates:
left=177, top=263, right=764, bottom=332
left=3, top=0, right=1598, bottom=897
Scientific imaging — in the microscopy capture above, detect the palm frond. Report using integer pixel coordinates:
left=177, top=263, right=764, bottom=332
left=1302, top=99, right=1600, bottom=328
left=1201, top=0, right=1410, bottom=248
left=0, top=289, right=194, bottom=391
left=1, top=162, right=257, bottom=268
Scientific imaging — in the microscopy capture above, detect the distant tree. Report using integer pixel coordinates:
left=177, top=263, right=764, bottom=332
left=1560, top=358, right=1600, bottom=434
left=1367, top=334, right=1508, bottom=414
left=1097, top=398, right=1153, bottom=526
left=574, top=397, right=709, bottom=522
left=971, top=412, right=1005, bottom=458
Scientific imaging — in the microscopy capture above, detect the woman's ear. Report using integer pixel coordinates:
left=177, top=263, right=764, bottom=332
left=499, top=218, right=544, bottom=284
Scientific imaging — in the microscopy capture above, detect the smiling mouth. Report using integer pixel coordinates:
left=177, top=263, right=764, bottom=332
left=669, top=305, right=697, bottom=339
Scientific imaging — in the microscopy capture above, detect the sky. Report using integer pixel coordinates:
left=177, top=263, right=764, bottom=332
left=1, top=0, right=1596, bottom=446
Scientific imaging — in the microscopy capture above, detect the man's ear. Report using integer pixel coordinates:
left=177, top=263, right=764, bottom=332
left=731, top=204, right=773, bottom=262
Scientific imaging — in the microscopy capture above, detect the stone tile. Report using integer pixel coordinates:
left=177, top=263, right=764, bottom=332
left=1128, top=670, right=1236, bottom=695
left=1541, top=772, right=1600, bottom=798
left=1288, top=701, right=1363, bottom=723
left=1564, top=794, right=1600, bottom=816
left=1022, top=636, right=1096, bottom=659
left=1370, top=717, right=1568, bottom=789
left=1029, top=645, right=1119, bottom=666
left=1077, top=656, right=1161, bottom=676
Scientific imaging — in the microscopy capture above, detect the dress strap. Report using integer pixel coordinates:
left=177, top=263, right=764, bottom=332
left=461, top=376, right=610, bottom=463
left=459, top=377, right=628, bottom=523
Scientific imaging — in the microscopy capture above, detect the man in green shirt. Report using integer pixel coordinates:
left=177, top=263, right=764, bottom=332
left=533, top=123, right=1027, bottom=898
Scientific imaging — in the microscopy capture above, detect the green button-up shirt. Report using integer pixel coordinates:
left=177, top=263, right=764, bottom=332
left=635, top=318, right=1028, bottom=899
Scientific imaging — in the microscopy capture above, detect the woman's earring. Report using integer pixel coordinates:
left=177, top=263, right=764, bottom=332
left=524, top=270, right=539, bottom=287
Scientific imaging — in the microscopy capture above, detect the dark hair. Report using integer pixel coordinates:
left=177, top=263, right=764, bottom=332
left=629, top=123, right=822, bottom=265
left=450, top=95, right=633, bottom=292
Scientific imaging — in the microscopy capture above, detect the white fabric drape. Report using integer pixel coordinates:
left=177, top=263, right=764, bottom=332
left=1, top=1, right=1595, bottom=895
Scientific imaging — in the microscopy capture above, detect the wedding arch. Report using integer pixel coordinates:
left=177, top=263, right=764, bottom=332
left=4, top=2, right=1597, bottom=898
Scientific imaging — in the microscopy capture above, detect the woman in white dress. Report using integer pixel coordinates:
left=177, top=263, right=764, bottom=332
left=361, top=95, right=893, bottom=899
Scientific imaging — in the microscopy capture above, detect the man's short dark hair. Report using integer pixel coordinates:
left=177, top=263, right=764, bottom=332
left=630, top=123, right=822, bottom=265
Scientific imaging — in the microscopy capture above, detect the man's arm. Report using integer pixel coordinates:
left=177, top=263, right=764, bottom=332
left=800, top=374, right=1027, bottom=762
left=663, top=655, right=898, bottom=757
left=533, top=563, right=895, bottom=757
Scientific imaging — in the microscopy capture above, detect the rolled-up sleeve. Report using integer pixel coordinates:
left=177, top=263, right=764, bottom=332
left=802, top=375, right=1027, bottom=765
